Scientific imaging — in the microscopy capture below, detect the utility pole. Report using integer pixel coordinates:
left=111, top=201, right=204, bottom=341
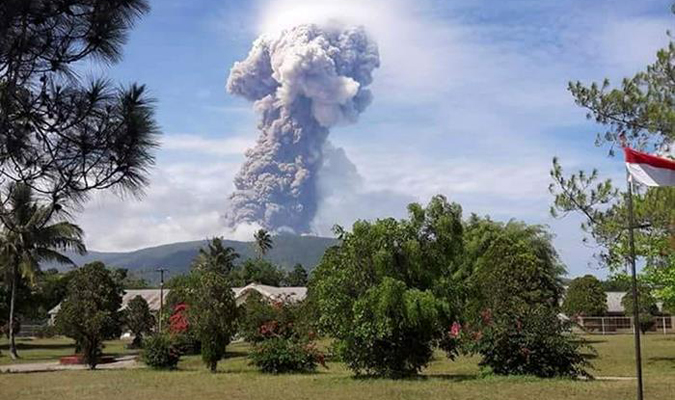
left=157, top=268, right=168, bottom=334
left=626, top=173, right=644, bottom=400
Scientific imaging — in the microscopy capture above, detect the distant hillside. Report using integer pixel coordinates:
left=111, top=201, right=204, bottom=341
left=46, top=234, right=338, bottom=284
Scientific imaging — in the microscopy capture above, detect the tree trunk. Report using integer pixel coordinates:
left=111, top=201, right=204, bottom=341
left=8, top=262, right=19, bottom=359
left=210, top=360, right=217, bottom=373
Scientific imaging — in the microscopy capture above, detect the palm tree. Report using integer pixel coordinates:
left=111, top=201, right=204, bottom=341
left=0, top=184, right=86, bottom=359
left=253, top=229, right=273, bottom=259
left=196, top=237, right=239, bottom=274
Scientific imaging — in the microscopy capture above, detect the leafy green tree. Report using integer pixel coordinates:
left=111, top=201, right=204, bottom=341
left=0, top=183, right=85, bottom=359
left=254, top=229, right=273, bottom=259
left=601, top=275, right=633, bottom=292
left=187, top=267, right=238, bottom=372
left=621, top=284, right=660, bottom=334
left=466, top=234, right=591, bottom=378
left=55, top=262, right=123, bottom=369
left=125, top=295, right=155, bottom=348
left=193, top=237, right=239, bottom=275
left=549, top=10, right=674, bottom=304
left=232, top=259, right=285, bottom=287
left=644, top=261, right=675, bottom=312
left=563, top=275, right=608, bottom=317
left=312, top=195, right=465, bottom=378
left=285, top=264, right=308, bottom=286
left=0, top=0, right=160, bottom=211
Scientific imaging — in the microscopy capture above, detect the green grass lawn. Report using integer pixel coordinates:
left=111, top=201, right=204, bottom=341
left=1, top=334, right=674, bottom=400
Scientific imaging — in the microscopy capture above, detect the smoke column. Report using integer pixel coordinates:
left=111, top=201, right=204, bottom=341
left=225, top=24, right=380, bottom=233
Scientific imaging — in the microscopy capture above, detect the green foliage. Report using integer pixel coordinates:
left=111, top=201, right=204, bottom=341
left=312, top=195, right=465, bottom=378
left=621, top=285, right=660, bottom=334
left=0, top=183, right=85, bottom=358
left=55, top=262, right=123, bottom=369
left=124, top=295, right=155, bottom=348
left=187, top=263, right=238, bottom=372
left=231, top=259, right=286, bottom=286
left=0, top=0, right=160, bottom=205
left=601, top=275, right=633, bottom=291
left=250, top=337, right=321, bottom=374
left=644, top=260, right=675, bottom=312
left=563, top=275, right=608, bottom=317
left=254, top=229, right=274, bottom=258
left=469, top=304, right=592, bottom=378
left=34, top=324, right=58, bottom=339
left=285, top=264, right=308, bottom=286
left=141, top=334, right=181, bottom=370
left=192, top=237, right=239, bottom=275
left=550, top=26, right=674, bottom=280
left=464, top=222, right=590, bottom=378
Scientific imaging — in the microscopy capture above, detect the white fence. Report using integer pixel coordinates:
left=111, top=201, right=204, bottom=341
left=574, top=316, right=675, bottom=335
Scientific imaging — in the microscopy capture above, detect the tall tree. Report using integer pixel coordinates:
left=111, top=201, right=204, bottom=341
left=193, top=237, right=239, bottom=275
left=0, top=183, right=85, bottom=359
left=55, top=262, right=123, bottom=369
left=549, top=8, right=674, bottom=302
left=253, top=229, right=273, bottom=259
left=187, top=264, right=238, bottom=372
left=312, top=195, right=465, bottom=378
left=562, top=275, right=608, bottom=317
left=0, top=0, right=160, bottom=213
left=124, top=295, right=154, bottom=348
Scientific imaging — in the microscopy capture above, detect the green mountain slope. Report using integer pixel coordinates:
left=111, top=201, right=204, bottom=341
left=47, top=234, right=338, bottom=283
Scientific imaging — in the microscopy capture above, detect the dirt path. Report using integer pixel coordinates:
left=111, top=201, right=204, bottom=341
left=0, top=355, right=141, bottom=373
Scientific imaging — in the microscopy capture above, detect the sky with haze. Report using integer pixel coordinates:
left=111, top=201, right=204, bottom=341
left=78, top=0, right=674, bottom=278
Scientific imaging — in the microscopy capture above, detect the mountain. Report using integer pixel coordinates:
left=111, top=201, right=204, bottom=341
left=46, top=234, right=338, bottom=284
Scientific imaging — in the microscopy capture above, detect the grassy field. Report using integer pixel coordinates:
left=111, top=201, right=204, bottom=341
left=0, top=334, right=674, bottom=400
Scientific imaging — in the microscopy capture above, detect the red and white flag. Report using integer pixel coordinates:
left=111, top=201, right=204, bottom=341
left=624, top=147, right=675, bottom=187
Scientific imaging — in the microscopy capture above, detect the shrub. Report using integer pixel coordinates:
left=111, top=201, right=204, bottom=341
left=240, top=292, right=299, bottom=343
left=167, top=303, right=200, bottom=354
left=250, top=337, right=323, bottom=373
left=35, top=325, right=57, bottom=339
left=142, top=334, right=181, bottom=370
left=468, top=305, right=592, bottom=378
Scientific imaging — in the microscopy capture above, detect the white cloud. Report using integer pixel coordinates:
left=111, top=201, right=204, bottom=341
left=161, top=134, right=254, bottom=157
left=77, top=0, right=671, bottom=278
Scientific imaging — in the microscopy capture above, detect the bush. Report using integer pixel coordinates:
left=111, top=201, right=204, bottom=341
left=250, top=337, right=323, bottom=373
left=142, top=334, right=181, bottom=370
left=467, top=305, right=592, bottom=378
left=240, top=292, right=300, bottom=343
left=35, top=325, right=57, bottom=339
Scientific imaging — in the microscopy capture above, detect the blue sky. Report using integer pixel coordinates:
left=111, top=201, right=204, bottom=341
left=78, top=0, right=674, bottom=278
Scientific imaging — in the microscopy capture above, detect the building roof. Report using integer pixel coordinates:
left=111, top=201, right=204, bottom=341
left=48, top=283, right=307, bottom=316
left=606, top=291, right=627, bottom=314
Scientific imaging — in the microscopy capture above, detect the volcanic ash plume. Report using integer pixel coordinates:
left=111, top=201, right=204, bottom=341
left=225, top=24, right=380, bottom=233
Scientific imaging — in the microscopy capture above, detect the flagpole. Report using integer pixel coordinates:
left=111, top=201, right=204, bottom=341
left=626, top=170, right=644, bottom=400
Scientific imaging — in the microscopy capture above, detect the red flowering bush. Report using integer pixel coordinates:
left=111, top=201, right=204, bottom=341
left=169, top=303, right=189, bottom=334
left=241, top=293, right=325, bottom=373
left=168, top=303, right=200, bottom=355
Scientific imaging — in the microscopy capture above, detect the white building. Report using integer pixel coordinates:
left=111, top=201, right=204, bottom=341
left=48, top=283, right=307, bottom=324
